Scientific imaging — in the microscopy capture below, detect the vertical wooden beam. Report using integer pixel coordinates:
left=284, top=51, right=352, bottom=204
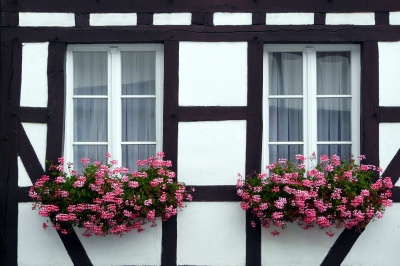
left=161, top=40, right=179, bottom=265
left=245, top=39, right=263, bottom=266
left=0, top=40, right=22, bottom=265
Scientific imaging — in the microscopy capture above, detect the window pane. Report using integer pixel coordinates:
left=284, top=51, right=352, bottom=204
left=122, top=99, right=156, bottom=142
left=318, top=145, right=351, bottom=162
left=121, top=52, right=156, bottom=95
left=73, top=52, right=107, bottom=95
left=74, top=99, right=108, bottom=142
left=269, top=52, right=303, bottom=95
left=317, top=52, right=351, bottom=95
left=122, top=144, right=156, bottom=171
left=317, top=98, right=351, bottom=141
left=73, top=145, right=108, bottom=173
left=269, top=99, right=303, bottom=142
left=269, top=145, right=303, bottom=164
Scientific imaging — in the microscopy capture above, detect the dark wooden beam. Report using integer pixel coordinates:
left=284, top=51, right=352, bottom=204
left=19, top=107, right=48, bottom=123
left=178, top=106, right=247, bottom=122
left=378, top=107, right=400, bottom=122
left=189, top=186, right=239, bottom=201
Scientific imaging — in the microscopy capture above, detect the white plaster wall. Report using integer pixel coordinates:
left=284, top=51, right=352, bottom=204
left=379, top=41, right=400, bottom=106
left=90, top=13, right=137, bottom=26
left=213, top=13, right=252, bottom=26
left=178, top=120, right=246, bottom=185
left=19, top=13, right=75, bottom=27
left=179, top=42, right=248, bottom=106
left=341, top=203, right=400, bottom=266
left=20, top=42, right=49, bottom=108
left=22, top=122, right=48, bottom=170
left=177, top=202, right=246, bottom=265
left=389, top=12, right=400, bottom=25
left=18, top=203, right=73, bottom=266
left=379, top=123, right=400, bottom=186
left=18, top=156, right=33, bottom=187
left=266, top=13, right=314, bottom=25
left=262, top=224, right=343, bottom=265
left=153, top=13, right=191, bottom=25
left=326, top=13, right=375, bottom=25
left=75, top=222, right=162, bottom=266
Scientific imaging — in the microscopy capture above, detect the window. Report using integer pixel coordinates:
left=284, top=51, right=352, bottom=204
left=262, top=44, right=360, bottom=165
left=65, top=44, right=164, bottom=171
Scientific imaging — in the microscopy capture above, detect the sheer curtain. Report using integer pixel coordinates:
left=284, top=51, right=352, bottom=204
left=73, top=52, right=108, bottom=170
left=268, top=52, right=303, bottom=163
left=121, top=51, right=156, bottom=170
left=317, top=52, right=351, bottom=160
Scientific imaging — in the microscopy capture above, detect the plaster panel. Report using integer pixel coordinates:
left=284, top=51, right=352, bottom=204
left=379, top=42, right=400, bottom=106
left=18, top=203, right=73, bottom=266
left=179, top=42, right=248, bottom=106
left=326, top=13, right=375, bottom=25
left=18, top=156, right=33, bottom=187
left=341, top=203, right=400, bottom=266
left=20, top=42, right=49, bottom=108
left=177, top=202, right=246, bottom=265
left=22, top=123, right=48, bottom=170
left=261, top=223, right=343, bottom=266
left=90, top=13, right=137, bottom=26
left=178, top=120, right=246, bottom=185
left=19, top=12, right=75, bottom=27
left=379, top=123, right=400, bottom=186
left=75, top=222, right=161, bottom=266
left=389, top=12, right=400, bottom=25
left=266, top=13, right=314, bottom=25
left=153, top=13, right=191, bottom=25
left=213, top=13, right=252, bottom=25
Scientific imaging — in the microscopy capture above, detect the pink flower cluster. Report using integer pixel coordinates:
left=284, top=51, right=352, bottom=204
left=237, top=154, right=393, bottom=236
left=30, top=152, right=192, bottom=237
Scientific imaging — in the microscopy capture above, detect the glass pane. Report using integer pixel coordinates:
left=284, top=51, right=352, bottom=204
left=73, top=52, right=108, bottom=95
left=74, top=99, right=108, bottom=142
left=317, top=52, right=351, bottom=95
left=269, top=52, right=303, bottom=95
left=122, top=99, right=156, bottom=142
left=121, top=52, right=156, bottom=95
left=269, top=99, right=303, bottom=142
left=122, top=144, right=156, bottom=171
left=269, top=145, right=303, bottom=164
left=73, top=145, right=108, bottom=173
left=317, top=98, right=351, bottom=141
left=318, top=145, right=351, bottom=162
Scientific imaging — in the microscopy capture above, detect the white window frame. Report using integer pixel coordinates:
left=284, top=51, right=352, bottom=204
left=262, top=44, right=360, bottom=167
left=64, top=44, right=164, bottom=167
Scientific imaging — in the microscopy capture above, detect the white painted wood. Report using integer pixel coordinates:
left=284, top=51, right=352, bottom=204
left=379, top=123, right=400, bottom=177
left=18, top=203, right=73, bottom=266
left=21, top=123, right=48, bottom=170
left=261, top=223, right=343, bottom=265
left=177, top=202, right=246, bottom=265
left=379, top=41, right=400, bottom=106
left=75, top=222, right=161, bottom=266
left=19, top=12, right=75, bottom=27
left=341, top=203, right=400, bottom=266
left=179, top=42, right=248, bottom=106
left=213, top=13, right=252, bottom=25
left=153, top=13, right=191, bottom=25
left=18, top=156, right=33, bottom=187
left=389, top=12, right=400, bottom=25
left=20, top=42, right=49, bottom=108
left=90, top=13, right=137, bottom=26
left=178, top=120, right=246, bottom=185
left=325, top=13, right=375, bottom=25
left=266, top=13, right=314, bottom=25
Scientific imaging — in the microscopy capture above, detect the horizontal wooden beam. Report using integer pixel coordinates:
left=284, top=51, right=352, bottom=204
left=378, top=107, right=400, bottom=123
left=19, top=107, right=48, bottom=123
left=2, top=0, right=400, bottom=13
left=178, top=107, right=247, bottom=122
left=190, top=185, right=239, bottom=202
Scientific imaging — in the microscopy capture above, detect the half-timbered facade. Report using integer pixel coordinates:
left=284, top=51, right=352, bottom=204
left=1, top=1, right=400, bottom=265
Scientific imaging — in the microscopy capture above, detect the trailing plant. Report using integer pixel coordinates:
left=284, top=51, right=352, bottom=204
left=237, top=154, right=393, bottom=237
left=30, top=152, right=193, bottom=237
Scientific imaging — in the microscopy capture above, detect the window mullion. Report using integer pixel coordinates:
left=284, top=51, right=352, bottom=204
left=109, top=47, right=122, bottom=163
left=305, top=46, right=317, bottom=158
left=64, top=49, right=74, bottom=167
